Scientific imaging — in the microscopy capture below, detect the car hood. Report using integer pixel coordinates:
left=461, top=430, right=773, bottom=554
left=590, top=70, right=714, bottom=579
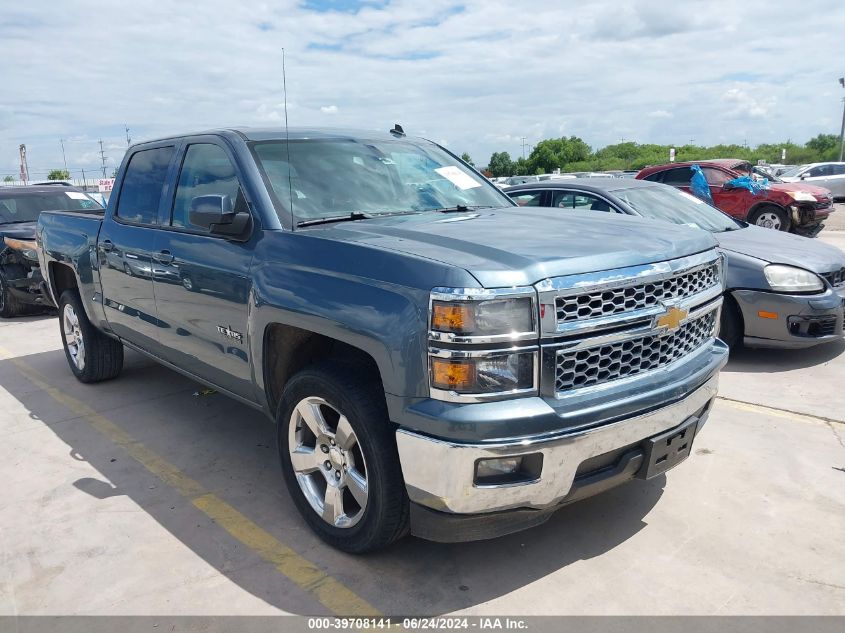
left=766, top=182, right=831, bottom=197
left=0, top=221, right=36, bottom=240
left=716, top=224, right=845, bottom=273
left=311, top=207, right=717, bottom=287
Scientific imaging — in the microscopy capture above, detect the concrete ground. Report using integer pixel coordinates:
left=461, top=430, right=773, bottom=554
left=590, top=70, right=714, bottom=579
left=1, top=234, right=844, bottom=616
left=823, top=202, right=845, bottom=232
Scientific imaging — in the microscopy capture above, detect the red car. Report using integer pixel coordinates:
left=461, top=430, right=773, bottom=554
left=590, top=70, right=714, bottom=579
left=636, top=159, right=834, bottom=236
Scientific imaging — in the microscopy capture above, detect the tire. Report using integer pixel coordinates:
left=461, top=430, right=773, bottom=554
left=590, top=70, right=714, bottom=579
left=0, top=270, right=24, bottom=318
left=277, top=362, right=409, bottom=553
left=718, top=295, right=743, bottom=350
left=58, top=289, right=124, bottom=383
left=748, top=205, right=790, bottom=232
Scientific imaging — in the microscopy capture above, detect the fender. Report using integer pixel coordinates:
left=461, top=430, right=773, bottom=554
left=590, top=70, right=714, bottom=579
left=246, top=230, right=477, bottom=411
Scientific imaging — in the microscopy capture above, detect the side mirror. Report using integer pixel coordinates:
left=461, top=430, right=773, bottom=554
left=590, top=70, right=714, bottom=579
left=722, top=181, right=735, bottom=191
left=799, top=173, right=808, bottom=179
left=189, top=194, right=251, bottom=238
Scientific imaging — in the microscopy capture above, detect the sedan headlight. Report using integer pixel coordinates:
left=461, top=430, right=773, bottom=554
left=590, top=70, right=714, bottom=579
left=764, top=264, right=824, bottom=293
left=3, top=237, right=39, bottom=261
left=787, top=191, right=817, bottom=202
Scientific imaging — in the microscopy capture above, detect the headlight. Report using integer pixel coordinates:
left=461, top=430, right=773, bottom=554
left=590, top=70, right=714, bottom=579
left=429, top=287, right=539, bottom=401
left=430, top=349, right=537, bottom=397
left=787, top=191, right=817, bottom=202
left=430, top=287, right=537, bottom=342
left=3, top=237, right=39, bottom=261
left=764, top=264, right=824, bottom=293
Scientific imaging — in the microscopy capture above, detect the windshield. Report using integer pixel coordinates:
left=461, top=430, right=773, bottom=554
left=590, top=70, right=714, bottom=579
left=779, top=164, right=809, bottom=178
left=610, top=184, right=742, bottom=233
left=251, top=138, right=511, bottom=224
left=0, top=190, right=103, bottom=224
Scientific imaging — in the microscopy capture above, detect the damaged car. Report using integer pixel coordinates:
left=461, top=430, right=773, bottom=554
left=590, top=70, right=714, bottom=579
left=0, top=185, right=103, bottom=317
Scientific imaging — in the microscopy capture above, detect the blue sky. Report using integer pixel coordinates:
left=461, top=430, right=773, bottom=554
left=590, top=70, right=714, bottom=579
left=1, top=0, right=844, bottom=179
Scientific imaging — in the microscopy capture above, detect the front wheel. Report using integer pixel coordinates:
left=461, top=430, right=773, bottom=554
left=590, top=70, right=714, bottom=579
left=59, top=290, right=124, bottom=383
left=277, top=363, right=409, bottom=553
left=748, top=205, right=790, bottom=232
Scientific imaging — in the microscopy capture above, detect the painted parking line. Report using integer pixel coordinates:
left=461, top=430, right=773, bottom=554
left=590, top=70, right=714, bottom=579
left=0, top=347, right=380, bottom=617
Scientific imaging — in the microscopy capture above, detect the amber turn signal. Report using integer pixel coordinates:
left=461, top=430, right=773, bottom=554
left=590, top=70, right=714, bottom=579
left=431, top=301, right=475, bottom=333
left=757, top=311, right=779, bottom=320
left=431, top=358, right=475, bottom=391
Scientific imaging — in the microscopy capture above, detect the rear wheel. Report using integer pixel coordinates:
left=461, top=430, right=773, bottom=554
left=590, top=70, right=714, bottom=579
left=748, top=205, right=790, bottom=232
left=277, top=363, right=409, bottom=553
left=58, top=289, right=124, bottom=383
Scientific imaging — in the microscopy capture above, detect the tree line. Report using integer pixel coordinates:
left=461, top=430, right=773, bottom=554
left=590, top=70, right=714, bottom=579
left=475, top=133, right=842, bottom=177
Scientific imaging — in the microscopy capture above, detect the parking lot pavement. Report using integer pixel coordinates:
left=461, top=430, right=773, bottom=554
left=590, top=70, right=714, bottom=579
left=1, top=315, right=844, bottom=616
left=824, top=203, right=845, bottom=231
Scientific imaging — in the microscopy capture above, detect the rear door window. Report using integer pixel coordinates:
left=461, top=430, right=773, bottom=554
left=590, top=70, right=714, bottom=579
left=659, top=167, right=694, bottom=186
left=115, top=147, right=175, bottom=225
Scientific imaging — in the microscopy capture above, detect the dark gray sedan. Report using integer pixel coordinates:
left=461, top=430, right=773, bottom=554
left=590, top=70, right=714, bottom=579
left=505, top=179, right=845, bottom=349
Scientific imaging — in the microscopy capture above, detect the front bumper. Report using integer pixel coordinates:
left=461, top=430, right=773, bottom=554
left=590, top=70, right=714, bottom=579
left=397, top=363, right=721, bottom=523
left=733, top=287, right=845, bottom=349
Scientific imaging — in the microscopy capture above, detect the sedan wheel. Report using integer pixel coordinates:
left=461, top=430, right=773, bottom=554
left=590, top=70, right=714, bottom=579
left=288, top=396, right=369, bottom=528
left=755, top=211, right=782, bottom=230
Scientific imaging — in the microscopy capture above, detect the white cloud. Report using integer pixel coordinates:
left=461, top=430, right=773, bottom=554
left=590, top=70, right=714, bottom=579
left=0, top=0, right=843, bottom=175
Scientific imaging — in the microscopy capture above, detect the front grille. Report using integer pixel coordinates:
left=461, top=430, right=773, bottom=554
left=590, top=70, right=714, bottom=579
left=816, top=316, right=838, bottom=337
left=555, top=310, right=717, bottom=392
left=556, top=263, right=719, bottom=323
left=823, top=267, right=845, bottom=287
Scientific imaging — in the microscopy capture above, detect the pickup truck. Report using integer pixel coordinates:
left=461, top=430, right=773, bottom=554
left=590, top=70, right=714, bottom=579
left=38, top=127, right=729, bottom=553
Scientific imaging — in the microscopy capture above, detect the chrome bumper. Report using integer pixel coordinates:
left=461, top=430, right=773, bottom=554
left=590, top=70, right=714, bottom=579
left=396, top=373, right=719, bottom=515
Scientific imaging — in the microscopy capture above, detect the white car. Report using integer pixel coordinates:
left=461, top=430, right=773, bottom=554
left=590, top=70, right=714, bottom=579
left=779, top=162, right=845, bottom=199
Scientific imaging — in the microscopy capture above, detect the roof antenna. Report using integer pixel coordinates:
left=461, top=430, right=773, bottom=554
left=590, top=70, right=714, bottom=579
left=283, top=48, right=296, bottom=229
left=390, top=123, right=405, bottom=137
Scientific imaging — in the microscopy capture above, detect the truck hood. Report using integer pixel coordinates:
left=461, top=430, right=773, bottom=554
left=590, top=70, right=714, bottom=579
left=0, top=221, right=36, bottom=240
left=312, top=207, right=716, bottom=287
left=716, top=224, right=845, bottom=273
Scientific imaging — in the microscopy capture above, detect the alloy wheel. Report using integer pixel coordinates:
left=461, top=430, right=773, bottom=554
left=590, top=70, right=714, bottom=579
left=288, top=396, right=369, bottom=528
left=62, top=303, right=85, bottom=371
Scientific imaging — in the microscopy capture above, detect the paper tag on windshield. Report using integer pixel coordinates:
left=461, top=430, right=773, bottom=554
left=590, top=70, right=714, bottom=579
left=434, top=166, right=482, bottom=190
left=65, top=191, right=88, bottom=200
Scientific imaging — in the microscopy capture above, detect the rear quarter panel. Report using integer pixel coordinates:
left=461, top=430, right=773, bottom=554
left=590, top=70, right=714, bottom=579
left=37, top=211, right=108, bottom=331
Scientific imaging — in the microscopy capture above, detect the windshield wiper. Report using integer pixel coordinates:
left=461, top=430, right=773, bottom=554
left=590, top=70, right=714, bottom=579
left=296, top=212, right=373, bottom=227
left=296, top=210, right=425, bottom=227
left=432, top=205, right=495, bottom=213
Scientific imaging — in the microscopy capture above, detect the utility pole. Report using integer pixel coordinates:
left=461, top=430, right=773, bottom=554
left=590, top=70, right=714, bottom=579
left=98, top=139, right=108, bottom=178
left=125, top=125, right=131, bottom=147
left=521, top=137, right=527, bottom=159
left=81, top=167, right=87, bottom=189
left=60, top=138, right=68, bottom=173
left=19, top=144, right=29, bottom=184
left=838, top=77, right=845, bottom=162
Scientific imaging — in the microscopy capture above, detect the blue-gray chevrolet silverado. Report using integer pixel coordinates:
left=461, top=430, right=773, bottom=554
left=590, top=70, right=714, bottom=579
left=37, top=127, right=729, bottom=553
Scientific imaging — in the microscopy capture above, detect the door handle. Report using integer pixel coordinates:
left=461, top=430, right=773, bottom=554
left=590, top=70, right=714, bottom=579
left=101, top=240, right=114, bottom=252
left=154, top=250, right=174, bottom=264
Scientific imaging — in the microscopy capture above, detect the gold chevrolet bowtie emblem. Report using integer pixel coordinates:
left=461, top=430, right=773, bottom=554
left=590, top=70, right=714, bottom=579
left=656, top=306, right=688, bottom=331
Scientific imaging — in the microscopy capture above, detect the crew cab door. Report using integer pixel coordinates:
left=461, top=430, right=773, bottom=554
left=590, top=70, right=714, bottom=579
left=151, top=139, right=256, bottom=401
left=98, top=144, right=176, bottom=351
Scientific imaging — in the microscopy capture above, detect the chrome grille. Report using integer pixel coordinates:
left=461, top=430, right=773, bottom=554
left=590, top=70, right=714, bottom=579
left=556, top=264, right=719, bottom=323
left=823, top=267, right=845, bottom=287
left=555, top=310, right=717, bottom=392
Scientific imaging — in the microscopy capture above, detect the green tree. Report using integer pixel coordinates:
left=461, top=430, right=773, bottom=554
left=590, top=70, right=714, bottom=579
left=805, top=133, right=838, bottom=155
left=527, top=136, right=591, bottom=173
left=460, top=152, right=475, bottom=166
left=48, top=169, right=70, bottom=180
left=487, top=151, right=514, bottom=177
left=3, top=175, right=14, bottom=182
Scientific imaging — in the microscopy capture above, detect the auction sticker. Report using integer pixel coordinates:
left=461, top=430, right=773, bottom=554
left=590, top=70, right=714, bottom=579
left=65, top=191, right=89, bottom=199
left=435, top=166, right=482, bottom=190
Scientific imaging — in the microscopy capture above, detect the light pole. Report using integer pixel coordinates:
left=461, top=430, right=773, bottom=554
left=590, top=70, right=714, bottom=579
left=60, top=138, right=68, bottom=174
left=838, top=77, right=845, bottom=162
